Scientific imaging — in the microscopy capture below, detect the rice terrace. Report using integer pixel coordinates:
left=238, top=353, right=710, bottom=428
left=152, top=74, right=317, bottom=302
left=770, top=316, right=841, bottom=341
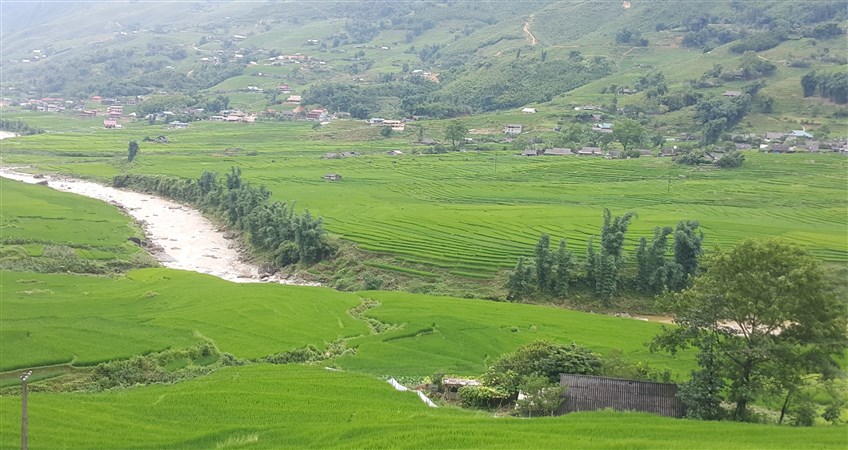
left=0, top=0, right=847, bottom=449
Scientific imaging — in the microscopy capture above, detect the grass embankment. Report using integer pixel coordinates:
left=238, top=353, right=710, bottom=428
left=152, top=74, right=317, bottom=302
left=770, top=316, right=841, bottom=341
left=2, top=118, right=846, bottom=281
left=1, top=365, right=845, bottom=449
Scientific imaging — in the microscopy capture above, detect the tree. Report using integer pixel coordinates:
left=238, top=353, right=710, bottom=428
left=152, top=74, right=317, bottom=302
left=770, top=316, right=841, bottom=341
left=634, top=226, right=680, bottom=295
left=651, top=239, right=848, bottom=422
left=534, top=234, right=552, bottom=292
left=801, top=72, right=819, bottom=97
left=612, top=119, right=645, bottom=152
left=552, top=239, right=575, bottom=297
left=671, top=220, right=703, bottom=290
left=444, top=120, right=467, bottom=150
left=507, top=257, right=533, bottom=300
left=514, top=375, right=565, bottom=417
left=127, top=140, right=139, bottom=162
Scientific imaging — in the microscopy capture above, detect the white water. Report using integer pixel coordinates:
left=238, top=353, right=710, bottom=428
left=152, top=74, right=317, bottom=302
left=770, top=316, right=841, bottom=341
left=0, top=165, right=318, bottom=286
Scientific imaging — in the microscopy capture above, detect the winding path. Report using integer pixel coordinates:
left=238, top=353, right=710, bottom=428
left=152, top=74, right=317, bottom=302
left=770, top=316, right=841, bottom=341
left=523, top=15, right=538, bottom=46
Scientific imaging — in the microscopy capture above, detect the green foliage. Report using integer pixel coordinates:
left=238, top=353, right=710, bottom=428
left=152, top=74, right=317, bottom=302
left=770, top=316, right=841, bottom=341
left=552, top=239, right=575, bottom=297
left=600, top=349, right=672, bottom=383
left=457, top=385, right=510, bottom=409
left=652, top=238, right=848, bottom=422
left=634, top=226, right=682, bottom=296
left=0, top=119, right=43, bottom=135
left=444, top=120, right=467, bottom=149
left=514, top=375, right=565, bottom=417
left=112, top=169, right=331, bottom=268
left=533, top=234, right=552, bottom=292
left=715, top=150, right=745, bottom=168
left=506, top=257, right=533, bottom=300
left=127, top=140, right=139, bottom=162
left=800, top=71, right=848, bottom=103
left=612, top=119, right=645, bottom=152
left=483, top=340, right=602, bottom=395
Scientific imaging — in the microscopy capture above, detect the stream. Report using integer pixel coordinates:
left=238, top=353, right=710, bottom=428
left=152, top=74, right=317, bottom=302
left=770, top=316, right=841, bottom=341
left=0, top=163, right=318, bottom=286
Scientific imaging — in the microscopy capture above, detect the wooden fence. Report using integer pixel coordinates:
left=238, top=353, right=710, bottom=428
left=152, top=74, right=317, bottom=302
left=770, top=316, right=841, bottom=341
left=559, top=374, right=683, bottom=418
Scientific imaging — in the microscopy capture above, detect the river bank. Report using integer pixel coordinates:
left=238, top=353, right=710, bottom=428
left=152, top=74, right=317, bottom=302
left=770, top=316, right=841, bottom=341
left=0, top=167, right=318, bottom=286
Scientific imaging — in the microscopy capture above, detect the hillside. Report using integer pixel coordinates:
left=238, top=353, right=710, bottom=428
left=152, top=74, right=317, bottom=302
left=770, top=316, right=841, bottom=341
left=2, top=0, right=846, bottom=134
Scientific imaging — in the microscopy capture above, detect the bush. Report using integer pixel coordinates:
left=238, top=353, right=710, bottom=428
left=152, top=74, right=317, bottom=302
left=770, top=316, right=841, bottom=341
left=458, top=385, right=510, bottom=409
left=514, top=375, right=565, bottom=417
left=483, top=340, right=602, bottom=395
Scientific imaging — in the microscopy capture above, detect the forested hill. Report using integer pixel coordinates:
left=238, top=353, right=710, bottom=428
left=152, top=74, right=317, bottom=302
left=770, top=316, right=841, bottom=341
left=2, top=0, right=846, bottom=121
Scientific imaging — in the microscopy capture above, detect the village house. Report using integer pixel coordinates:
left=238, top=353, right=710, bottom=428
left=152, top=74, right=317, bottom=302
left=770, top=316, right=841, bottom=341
left=78, top=109, right=98, bottom=118
left=543, top=148, right=573, bottom=156
left=578, top=147, right=603, bottom=156
left=787, top=130, right=814, bottom=139
left=278, top=84, right=292, bottom=94
left=636, top=149, right=653, bottom=157
left=382, top=119, right=405, bottom=131
left=169, top=121, right=189, bottom=129
left=592, top=123, right=613, bottom=133
left=306, top=109, right=329, bottom=121
left=107, top=105, right=123, bottom=118
left=387, top=150, right=403, bottom=156
left=769, top=143, right=793, bottom=153
left=522, top=148, right=539, bottom=156
left=734, top=143, right=752, bottom=150
left=369, top=118, right=385, bottom=126
left=722, top=90, right=742, bottom=97
left=764, top=132, right=786, bottom=142
left=660, top=147, right=677, bottom=157
left=503, top=124, right=523, bottom=135
left=521, top=107, right=537, bottom=114
left=285, top=95, right=302, bottom=104
left=322, top=173, right=342, bottom=182
left=103, top=119, right=118, bottom=129
left=441, top=378, right=481, bottom=401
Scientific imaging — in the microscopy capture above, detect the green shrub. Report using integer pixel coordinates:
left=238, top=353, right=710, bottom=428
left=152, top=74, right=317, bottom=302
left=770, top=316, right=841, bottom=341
left=458, top=385, right=510, bottom=409
left=483, top=340, right=602, bottom=395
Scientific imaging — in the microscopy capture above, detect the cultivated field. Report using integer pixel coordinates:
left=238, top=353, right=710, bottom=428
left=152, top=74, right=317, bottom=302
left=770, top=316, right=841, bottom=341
left=1, top=365, right=846, bottom=449
left=1, top=147, right=845, bottom=449
left=2, top=117, right=846, bottom=278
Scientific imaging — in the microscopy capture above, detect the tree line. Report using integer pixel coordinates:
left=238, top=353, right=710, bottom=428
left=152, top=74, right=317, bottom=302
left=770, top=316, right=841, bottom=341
left=507, top=209, right=703, bottom=304
left=113, top=167, right=332, bottom=267
left=0, top=119, right=44, bottom=136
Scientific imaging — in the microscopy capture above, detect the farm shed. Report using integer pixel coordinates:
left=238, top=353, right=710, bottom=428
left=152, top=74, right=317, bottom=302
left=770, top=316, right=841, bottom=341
left=559, top=374, right=683, bottom=418
left=322, top=173, right=342, bottom=181
left=442, top=377, right=480, bottom=401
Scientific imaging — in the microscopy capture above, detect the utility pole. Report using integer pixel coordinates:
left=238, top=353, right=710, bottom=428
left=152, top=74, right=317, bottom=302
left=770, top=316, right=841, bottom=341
left=21, top=370, right=31, bottom=450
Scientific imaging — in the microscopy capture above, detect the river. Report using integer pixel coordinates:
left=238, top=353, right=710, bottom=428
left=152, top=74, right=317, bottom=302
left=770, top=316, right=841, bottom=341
left=0, top=161, right=318, bottom=286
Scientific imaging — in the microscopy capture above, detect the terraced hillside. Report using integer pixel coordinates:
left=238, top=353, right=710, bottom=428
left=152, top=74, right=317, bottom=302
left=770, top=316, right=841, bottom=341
left=3, top=117, right=846, bottom=278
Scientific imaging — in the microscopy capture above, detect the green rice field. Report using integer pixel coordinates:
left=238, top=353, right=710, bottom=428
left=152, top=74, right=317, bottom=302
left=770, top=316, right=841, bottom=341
left=2, top=117, right=846, bottom=277
left=1, top=141, right=846, bottom=448
left=1, top=364, right=846, bottom=450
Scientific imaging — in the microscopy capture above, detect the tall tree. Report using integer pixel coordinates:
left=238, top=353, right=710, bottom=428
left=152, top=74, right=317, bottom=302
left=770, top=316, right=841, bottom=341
left=672, top=220, right=704, bottom=290
left=651, top=239, right=847, bottom=422
left=507, top=257, right=533, bottom=300
left=127, top=140, right=139, bottom=162
left=612, top=119, right=645, bottom=152
left=552, top=239, right=575, bottom=297
left=635, top=226, right=679, bottom=295
left=534, top=234, right=552, bottom=292
left=444, top=120, right=467, bottom=150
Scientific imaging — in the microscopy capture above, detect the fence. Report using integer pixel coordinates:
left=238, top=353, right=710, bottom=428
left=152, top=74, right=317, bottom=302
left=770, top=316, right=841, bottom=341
left=559, top=374, right=683, bottom=418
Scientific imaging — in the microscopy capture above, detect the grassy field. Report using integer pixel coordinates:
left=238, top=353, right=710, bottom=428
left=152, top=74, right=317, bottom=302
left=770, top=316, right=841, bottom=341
left=0, top=269, right=368, bottom=371
left=0, top=171, right=845, bottom=448
left=1, top=364, right=845, bottom=449
left=3, top=118, right=846, bottom=278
